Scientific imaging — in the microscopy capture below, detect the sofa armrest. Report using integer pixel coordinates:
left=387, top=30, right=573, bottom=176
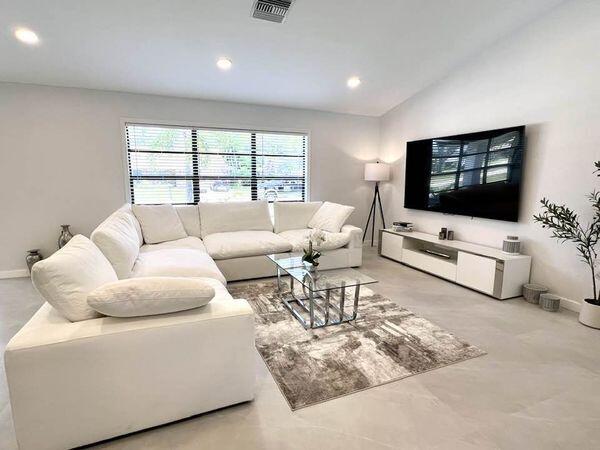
left=342, top=224, right=362, bottom=249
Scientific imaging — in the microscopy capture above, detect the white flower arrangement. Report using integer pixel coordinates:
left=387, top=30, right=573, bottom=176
left=302, top=228, right=326, bottom=267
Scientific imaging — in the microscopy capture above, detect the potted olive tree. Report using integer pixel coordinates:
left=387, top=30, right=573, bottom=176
left=533, top=161, right=600, bottom=328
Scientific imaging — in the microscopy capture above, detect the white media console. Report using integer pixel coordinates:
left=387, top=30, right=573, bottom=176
left=378, top=229, right=531, bottom=299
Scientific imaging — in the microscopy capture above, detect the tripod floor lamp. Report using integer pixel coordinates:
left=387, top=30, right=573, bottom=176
left=363, top=161, right=391, bottom=246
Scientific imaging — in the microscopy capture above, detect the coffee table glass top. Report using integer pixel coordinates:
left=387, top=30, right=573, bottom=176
left=266, top=252, right=306, bottom=270
left=267, top=253, right=377, bottom=292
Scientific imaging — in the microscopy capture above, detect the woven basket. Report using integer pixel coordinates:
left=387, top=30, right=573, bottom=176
left=539, top=293, right=560, bottom=312
left=522, top=284, right=548, bottom=304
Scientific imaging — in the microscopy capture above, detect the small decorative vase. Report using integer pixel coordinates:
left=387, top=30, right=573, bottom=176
left=503, top=236, right=521, bottom=255
left=579, top=299, right=600, bottom=329
left=25, top=249, right=43, bottom=272
left=58, top=225, right=74, bottom=249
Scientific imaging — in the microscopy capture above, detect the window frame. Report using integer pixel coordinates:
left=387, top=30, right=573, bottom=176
left=120, top=118, right=311, bottom=205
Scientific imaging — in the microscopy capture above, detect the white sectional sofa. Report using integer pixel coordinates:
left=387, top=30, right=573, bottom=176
left=91, top=200, right=362, bottom=283
left=4, top=200, right=362, bottom=450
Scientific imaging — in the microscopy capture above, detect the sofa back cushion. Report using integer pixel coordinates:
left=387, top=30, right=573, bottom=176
left=87, top=277, right=215, bottom=318
left=31, top=235, right=118, bottom=322
left=91, top=205, right=142, bottom=279
left=175, top=205, right=201, bottom=238
left=198, top=201, right=273, bottom=237
left=308, top=201, right=355, bottom=233
left=132, top=204, right=187, bottom=244
left=273, top=201, right=323, bottom=233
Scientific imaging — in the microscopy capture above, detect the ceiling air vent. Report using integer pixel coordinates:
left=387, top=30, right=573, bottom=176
left=252, top=0, right=293, bottom=23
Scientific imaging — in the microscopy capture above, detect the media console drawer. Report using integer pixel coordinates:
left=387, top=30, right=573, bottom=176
left=380, top=232, right=403, bottom=262
left=456, top=251, right=496, bottom=295
left=401, top=248, right=457, bottom=281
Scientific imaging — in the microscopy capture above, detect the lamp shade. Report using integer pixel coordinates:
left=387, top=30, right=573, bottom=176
left=364, top=162, right=390, bottom=181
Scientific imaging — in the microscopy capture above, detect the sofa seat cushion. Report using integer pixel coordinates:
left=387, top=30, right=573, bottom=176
left=278, top=228, right=352, bottom=252
left=204, top=231, right=292, bottom=260
left=8, top=278, right=238, bottom=350
left=132, top=249, right=226, bottom=284
left=139, top=236, right=207, bottom=253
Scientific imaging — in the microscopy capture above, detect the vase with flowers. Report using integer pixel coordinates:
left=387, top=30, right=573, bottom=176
left=302, top=229, right=326, bottom=269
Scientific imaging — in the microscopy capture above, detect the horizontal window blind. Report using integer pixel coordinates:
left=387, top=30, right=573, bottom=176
left=125, top=123, right=308, bottom=204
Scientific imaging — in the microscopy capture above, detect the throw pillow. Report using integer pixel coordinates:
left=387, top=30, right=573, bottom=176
left=87, top=277, right=215, bottom=318
left=31, top=235, right=118, bottom=322
left=308, top=201, right=355, bottom=233
left=132, top=204, right=187, bottom=244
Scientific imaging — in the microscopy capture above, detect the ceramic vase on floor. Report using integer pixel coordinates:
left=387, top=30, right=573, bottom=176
left=579, top=299, right=600, bottom=329
left=25, top=249, right=43, bottom=273
left=58, top=225, right=73, bottom=249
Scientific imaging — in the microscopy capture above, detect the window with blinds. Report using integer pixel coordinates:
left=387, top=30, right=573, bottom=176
left=125, top=123, right=308, bottom=204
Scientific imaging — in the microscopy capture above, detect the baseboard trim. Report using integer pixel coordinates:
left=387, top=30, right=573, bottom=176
left=0, top=269, right=29, bottom=279
left=559, top=296, right=581, bottom=313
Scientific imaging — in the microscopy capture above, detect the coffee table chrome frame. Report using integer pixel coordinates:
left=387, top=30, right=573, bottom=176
left=276, top=267, right=360, bottom=329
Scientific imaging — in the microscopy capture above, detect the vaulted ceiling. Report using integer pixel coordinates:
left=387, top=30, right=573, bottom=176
left=0, top=0, right=565, bottom=116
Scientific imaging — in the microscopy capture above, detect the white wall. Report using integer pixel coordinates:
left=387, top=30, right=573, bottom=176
left=379, top=0, right=600, bottom=308
left=0, top=83, right=379, bottom=273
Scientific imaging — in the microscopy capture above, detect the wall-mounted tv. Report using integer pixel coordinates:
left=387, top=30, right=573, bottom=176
left=404, top=126, right=525, bottom=222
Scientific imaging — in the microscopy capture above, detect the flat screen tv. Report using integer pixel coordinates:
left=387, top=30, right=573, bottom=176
left=404, top=126, right=525, bottom=222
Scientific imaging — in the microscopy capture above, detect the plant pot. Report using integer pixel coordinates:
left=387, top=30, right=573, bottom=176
left=302, top=260, right=319, bottom=271
left=579, top=299, right=600, bottom=329
left=522, top=284, right=548, bottom=304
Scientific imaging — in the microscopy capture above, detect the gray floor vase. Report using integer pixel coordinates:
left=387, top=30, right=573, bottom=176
left=228, top=281, right=486, bottom=410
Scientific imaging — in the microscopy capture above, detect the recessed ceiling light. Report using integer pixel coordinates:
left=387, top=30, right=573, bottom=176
left=14, top=27, right=39, bottom=45
left=216, top=57, right=232, bottom=71
left=347, top=76, right=361, bottom=89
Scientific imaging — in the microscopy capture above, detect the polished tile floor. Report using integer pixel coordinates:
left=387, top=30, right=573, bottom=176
left=2, top=247, right=600, bottom=449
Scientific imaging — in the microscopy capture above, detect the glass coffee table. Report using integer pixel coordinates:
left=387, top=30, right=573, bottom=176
left=267, top=253, right=378, bottom=329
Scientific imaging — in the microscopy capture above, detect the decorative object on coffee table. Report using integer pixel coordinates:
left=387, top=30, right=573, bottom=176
left=25, top=249, right=43, bottom=273
left=502, top=235, right=521, bottom=255
left=523, top=284, right=548, bottom=304
left=57, top=224, right=74, bottom=249
left=363, top=161, right=390, bottom=246
left=301, top=229, right=325, bottom=268
left=228, top=280, right=486, bottom=410
left=534, top=160, right=600, bottom=328
left=539, top=293, right=561, bottom=312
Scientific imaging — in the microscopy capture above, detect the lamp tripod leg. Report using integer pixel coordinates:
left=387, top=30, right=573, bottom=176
left=362, top=187, right=377, bottom=243
left=376, top=185, right=386, bottom=229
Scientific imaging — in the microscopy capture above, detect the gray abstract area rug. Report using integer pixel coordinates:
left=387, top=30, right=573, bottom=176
left=228, top=281, right=486, bottom=410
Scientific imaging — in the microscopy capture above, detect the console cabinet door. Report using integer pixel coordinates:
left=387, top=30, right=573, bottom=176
left=456, top=252, right=496, bottom=295
left=380, top=232, right=403, bottom=262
